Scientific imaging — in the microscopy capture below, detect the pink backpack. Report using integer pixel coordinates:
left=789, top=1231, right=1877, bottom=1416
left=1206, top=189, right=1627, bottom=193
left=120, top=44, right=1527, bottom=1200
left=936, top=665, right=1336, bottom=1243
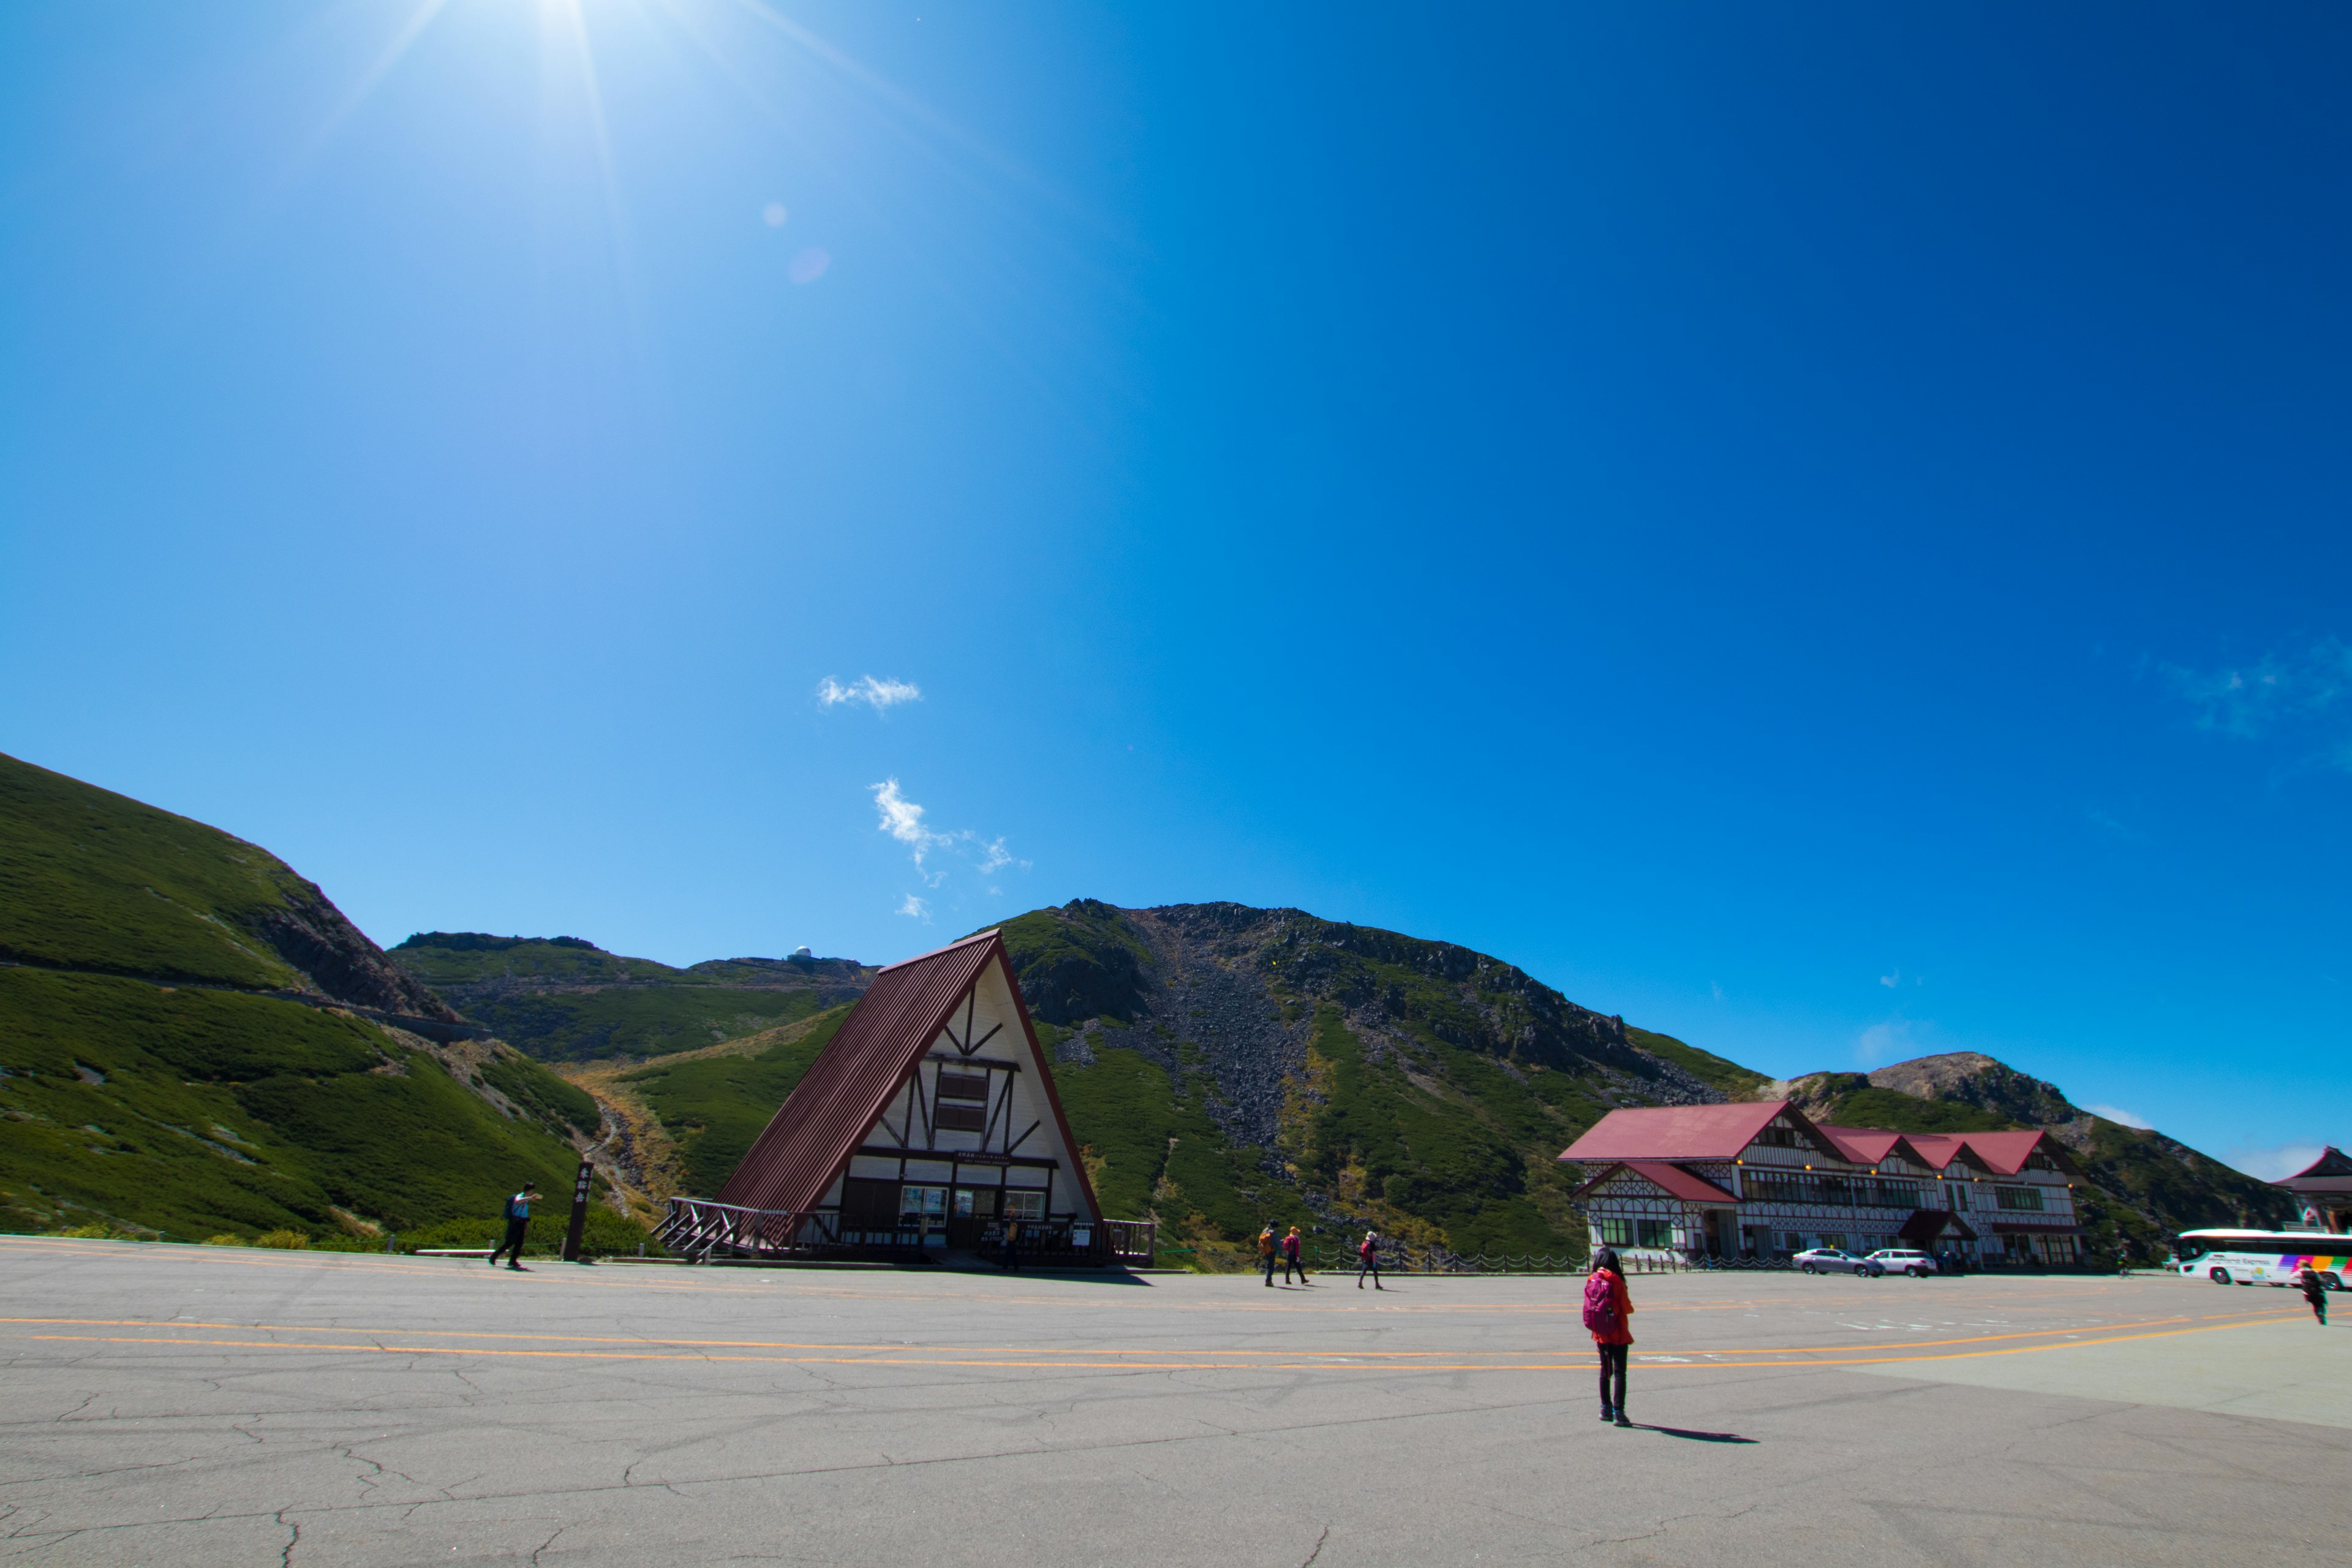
left=1581, top=1271, right=1621, bottom=1335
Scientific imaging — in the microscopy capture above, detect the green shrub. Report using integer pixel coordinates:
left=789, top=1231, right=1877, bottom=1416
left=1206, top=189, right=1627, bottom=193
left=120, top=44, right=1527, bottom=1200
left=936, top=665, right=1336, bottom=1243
left=254, top=1229, right=309, bottom=1249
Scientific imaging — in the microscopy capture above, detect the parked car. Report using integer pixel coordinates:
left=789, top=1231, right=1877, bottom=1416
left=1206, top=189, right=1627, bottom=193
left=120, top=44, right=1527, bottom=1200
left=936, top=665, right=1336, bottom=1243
left=1794, top=1247, right=1883, bottom=1276
left=1866, top=1248, right=1941, bottom=1277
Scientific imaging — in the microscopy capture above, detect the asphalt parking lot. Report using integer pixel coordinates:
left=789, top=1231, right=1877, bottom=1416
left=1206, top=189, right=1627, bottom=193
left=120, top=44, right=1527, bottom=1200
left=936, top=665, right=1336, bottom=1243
left=1, top=1238, right=2343, bottom=1566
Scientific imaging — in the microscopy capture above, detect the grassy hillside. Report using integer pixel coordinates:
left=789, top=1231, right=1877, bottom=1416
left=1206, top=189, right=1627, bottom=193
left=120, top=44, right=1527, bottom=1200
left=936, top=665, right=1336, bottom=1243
left=391, top=934, right=869, bottom=1063
left=1627, top=1027, right=1774, bottom=1100
left=0, top=967, right=592, bottom=1240
left=0, top=755, right=628, bottom=1246
left=623, top=1007, right=853, bottom=1195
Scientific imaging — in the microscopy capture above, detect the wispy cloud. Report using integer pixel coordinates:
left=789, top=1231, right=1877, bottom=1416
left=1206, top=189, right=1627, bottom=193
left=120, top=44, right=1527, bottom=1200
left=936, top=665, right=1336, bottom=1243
left=869, top=779, right=1027, bottom=913
left=819, top=675, right=922, bottom=712
left=2084, top=1102, right=2154, bottom=1130
left=1879, top=970, right=1900, bottom=989
left=2164, top=638, right=2352, bottom=769
left=2085, top=806, right=2149, bottom=845
left=1856, top=1020, right=1915, bottom=1066
left=896, top=894, right=931, bottom=921
left=2227, top=1142, right=2325, bottom=1182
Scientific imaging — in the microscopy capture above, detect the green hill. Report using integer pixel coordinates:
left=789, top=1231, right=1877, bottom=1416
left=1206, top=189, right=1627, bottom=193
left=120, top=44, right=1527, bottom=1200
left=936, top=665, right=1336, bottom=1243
left=389, top=933, right=873, bottom=1063
left=0, top=753, right=610, bottom=1245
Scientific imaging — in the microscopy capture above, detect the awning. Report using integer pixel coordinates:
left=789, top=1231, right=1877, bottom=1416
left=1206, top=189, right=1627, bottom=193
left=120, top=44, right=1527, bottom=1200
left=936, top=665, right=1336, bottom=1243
left=1898, top=1210, right=1978, bottom=1244
left=1989, top=1221, right=2080, bottom=1235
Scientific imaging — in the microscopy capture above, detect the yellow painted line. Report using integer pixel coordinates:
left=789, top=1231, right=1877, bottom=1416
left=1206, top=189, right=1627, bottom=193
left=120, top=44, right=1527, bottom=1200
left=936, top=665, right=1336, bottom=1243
left=0, top=1314, right=2292, bottom=1373
left=0, top=1311, right=2276, bottom=1361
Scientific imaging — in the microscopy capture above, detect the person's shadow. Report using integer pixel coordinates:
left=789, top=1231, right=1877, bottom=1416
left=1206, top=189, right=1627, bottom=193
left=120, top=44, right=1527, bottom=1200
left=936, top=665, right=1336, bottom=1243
left=1626, top=1424, right=1755, bottom=1444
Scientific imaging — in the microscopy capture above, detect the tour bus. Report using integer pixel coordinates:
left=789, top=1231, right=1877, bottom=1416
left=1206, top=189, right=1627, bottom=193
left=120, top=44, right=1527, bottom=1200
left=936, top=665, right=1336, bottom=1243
left=2174, top=1229, right=2349, bottom=1289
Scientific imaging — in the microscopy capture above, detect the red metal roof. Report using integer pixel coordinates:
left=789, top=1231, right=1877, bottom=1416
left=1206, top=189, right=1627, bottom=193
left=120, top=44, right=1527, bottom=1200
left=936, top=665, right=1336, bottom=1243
left=1816, top=1126, right=1943, bottom=1169
left=715, top=930, right=1101, bottom=1221
left=1947, top=1129, right=2078, bottom=1177
left=1558, top=1101, right=1842, bottom=1163
left=1569, top=1160, right=1740, bottom=1205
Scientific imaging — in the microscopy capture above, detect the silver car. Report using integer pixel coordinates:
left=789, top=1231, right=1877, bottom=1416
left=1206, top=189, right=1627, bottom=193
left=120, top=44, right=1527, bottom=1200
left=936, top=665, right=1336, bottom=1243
left=1866, top=1248, right=1942, bottom=1278
left=1794, top=1247, right=1883, bottom=1276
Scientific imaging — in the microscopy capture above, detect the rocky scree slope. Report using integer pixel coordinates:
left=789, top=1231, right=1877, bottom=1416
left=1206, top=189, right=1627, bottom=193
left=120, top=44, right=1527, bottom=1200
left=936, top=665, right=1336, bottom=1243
left=0, top=752, right=608, bottom=1243
left=1773, top=1053, right=2292, bottom=1261
left=994, top=899, right=1738, bottom=1261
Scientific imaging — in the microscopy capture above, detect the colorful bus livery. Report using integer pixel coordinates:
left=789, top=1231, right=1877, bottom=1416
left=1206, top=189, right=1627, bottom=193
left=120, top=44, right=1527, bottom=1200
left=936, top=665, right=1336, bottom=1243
left=2174, top=1229, right=2348, bottom=1289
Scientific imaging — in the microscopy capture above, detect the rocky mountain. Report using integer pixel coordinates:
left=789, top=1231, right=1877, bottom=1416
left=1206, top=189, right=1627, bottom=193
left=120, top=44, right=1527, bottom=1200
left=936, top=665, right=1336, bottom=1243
left=1771, top=1053, right=2293, bottom=1262
left=390, top=933, right=873, bottom=1063
left=0, top=752, right=610, bottom=1244
left=988, top=899, right=1751, bottom=1262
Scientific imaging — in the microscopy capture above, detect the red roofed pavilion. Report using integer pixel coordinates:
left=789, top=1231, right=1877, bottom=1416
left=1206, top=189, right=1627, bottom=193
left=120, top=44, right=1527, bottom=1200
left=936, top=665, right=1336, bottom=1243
left=657, top=930, right=1153, bottom=1267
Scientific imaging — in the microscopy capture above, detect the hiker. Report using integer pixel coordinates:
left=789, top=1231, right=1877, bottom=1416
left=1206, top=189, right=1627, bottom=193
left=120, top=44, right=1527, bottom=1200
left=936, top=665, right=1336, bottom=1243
left=487, top=1182, right=538, bottom=1270
left=2300, top=1266, right=2329, bottom=1326
left=1356, top=1229, right=1384, bottom=1290
left=1001, top=1216, right=1022, bottom=1272
left=1283, top=1225, right=1309, bottom=1285
left=1586, top=1245, right=1635, bottom=1426
left=1259, top=1224, right=1279, bottom=1287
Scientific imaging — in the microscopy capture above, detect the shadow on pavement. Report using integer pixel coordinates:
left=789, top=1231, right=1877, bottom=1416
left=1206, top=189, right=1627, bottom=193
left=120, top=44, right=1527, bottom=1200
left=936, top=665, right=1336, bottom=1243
left=1633, top=1425, right=1756, bottom=1444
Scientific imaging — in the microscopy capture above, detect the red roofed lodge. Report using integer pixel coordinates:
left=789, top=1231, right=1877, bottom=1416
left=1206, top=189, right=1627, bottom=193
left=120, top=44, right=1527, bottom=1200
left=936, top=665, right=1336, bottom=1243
left=1559, top=1102, right=2087, bottom=1267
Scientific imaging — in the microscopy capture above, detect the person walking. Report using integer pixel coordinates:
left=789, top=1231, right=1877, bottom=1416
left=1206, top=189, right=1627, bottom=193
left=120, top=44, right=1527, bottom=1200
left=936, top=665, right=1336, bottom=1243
left=1259, top=1224, right=1279, bottom=1287
left=487, top=1182, right=538, bottom=1271
left=1356, top=1229, right=1384, bottom=1289
left=1001, top=1216, right=1022, bottom=1272
left=2299, top=1265, right=2329, bottom=1325
left=1585, top=1245, right=1635, bottom=1425
left=1283, top=1226, right=1309, bottom=1285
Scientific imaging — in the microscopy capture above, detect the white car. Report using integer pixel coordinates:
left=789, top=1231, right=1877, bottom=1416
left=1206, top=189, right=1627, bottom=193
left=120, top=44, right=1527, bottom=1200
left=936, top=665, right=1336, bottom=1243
left=1866, top=1248, right=1941, bottom=1278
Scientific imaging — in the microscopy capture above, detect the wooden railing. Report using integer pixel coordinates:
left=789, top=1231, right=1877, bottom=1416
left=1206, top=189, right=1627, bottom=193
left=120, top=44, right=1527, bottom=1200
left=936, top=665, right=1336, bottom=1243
left=657, top=1197, right=1155, bottom=1267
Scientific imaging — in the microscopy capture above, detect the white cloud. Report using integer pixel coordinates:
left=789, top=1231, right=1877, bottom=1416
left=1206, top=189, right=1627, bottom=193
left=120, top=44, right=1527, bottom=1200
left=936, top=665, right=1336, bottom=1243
left=2227, top=1142, right=2326, bottom=1183
left=1856, top=1020, right=1914, bottom=1066
left=2084, top=1102, right=2154, bottom=1130
left=896, top=894, right=931, bottom=921
left=819, top=675, right=922, bottom=712
left=763, top=202, right=788, bottom=227
left=1879, top=970, right=1900, bottom=989
left=868, top=779, right=1024, bottom=911
left=2165, top=638, right=2352, bottom=769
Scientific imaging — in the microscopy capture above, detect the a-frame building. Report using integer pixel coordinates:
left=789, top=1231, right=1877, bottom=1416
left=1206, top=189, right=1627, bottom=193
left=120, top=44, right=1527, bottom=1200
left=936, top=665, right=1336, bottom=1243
left=657, top=930, right=1150, bottom=1265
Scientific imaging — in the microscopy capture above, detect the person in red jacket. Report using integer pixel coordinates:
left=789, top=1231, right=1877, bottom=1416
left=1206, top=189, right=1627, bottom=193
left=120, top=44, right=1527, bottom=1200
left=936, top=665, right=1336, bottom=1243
left=1585, top=1246, right=1635, bottom=1426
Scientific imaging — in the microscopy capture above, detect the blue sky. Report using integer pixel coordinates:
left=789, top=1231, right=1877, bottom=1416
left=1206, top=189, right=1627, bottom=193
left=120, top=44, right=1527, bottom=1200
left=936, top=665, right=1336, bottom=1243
left=4, top=2, right=2348, bottom=1178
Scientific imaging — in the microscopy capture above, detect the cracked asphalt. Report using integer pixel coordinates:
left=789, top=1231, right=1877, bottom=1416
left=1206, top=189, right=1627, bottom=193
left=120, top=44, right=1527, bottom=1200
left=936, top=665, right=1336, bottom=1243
left=1, top=1238, right=2343, bottom=1566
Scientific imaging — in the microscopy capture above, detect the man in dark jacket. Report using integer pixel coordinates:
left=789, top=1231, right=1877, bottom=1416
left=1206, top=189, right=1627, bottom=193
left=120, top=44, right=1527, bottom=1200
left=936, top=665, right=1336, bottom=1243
left=488, top=1183, right=538, bottom=1270
left=2299, top=1266, right=2329, bottom=1326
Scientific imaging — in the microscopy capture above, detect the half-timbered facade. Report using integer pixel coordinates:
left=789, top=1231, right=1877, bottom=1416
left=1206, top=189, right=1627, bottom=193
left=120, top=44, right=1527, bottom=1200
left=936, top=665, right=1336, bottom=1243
left=658, top=930, right=1152, bottom=1267
left=1559, top=1102, right=2086, bottom=1266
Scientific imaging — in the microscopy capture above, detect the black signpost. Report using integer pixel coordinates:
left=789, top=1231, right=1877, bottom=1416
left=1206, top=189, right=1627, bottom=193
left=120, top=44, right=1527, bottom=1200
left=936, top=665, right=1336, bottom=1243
left=561, top=1159, right=594, bottom=1263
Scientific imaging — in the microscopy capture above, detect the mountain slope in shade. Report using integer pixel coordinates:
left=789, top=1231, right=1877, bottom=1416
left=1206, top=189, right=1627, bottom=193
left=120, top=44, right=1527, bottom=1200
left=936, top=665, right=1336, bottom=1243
left=1773, top=1054, right=2294, bottom=1262
left=0, top=754, right=608, bottom=1243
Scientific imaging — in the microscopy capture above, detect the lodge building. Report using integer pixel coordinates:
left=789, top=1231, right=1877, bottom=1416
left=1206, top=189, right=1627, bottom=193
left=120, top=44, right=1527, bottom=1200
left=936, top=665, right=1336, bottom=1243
left=657, top=929, right=1152, bottom=1266
left=1559, top=1101, right=2087, bottom=1266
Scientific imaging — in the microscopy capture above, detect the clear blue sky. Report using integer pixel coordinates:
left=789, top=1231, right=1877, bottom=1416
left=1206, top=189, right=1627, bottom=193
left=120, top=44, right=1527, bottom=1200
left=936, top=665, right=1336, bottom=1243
left=5, top=3, right=2347, bottom=1177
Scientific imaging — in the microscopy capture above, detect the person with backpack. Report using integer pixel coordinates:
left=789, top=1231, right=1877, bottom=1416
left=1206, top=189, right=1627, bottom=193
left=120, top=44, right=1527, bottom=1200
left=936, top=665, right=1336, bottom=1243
left=2299, top=1265, right=2329, bottom=1326
left=1585, top=1245, right=1635, bottom=1425
left=487, top=1182, right=538, bottom=1271
left=1357, top=1230, right=1384, bottom=1289
left=1283, top=1225, right=1309, bottom=1285
left=1259, top=1224, right=1279, bottom=1286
